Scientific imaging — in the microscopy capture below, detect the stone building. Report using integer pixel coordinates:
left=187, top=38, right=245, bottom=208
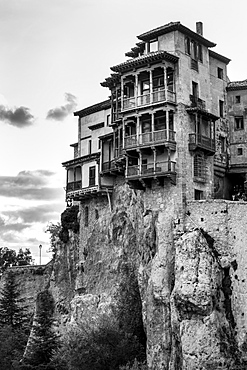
left=62, top=21, right=240, bottom=207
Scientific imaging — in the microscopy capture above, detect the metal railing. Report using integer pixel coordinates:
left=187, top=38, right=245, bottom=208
left=127, top=160, right=176, bottom=177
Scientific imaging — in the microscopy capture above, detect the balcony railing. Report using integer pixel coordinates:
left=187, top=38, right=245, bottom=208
left=189, top=133, right=215, bottom=152
left=127, top=161, right=176, bottom=178
left=190, top=95, right=206, bottom=110
left=66, top=180, right=82, bottom=192
left=125, top=129, right=176, bottom=148
left=115, top=145, right=123, bottom=158
left=102, top=160, right=117, bottom=172
left=122, top=88, right=176, bottom=111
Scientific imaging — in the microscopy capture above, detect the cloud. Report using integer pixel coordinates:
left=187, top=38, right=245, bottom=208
left=0, top=105, right=34, bottom=127
left=0, top=170, right=65, bottom=200
left=46, top=92, right=77, bottom=121
left=2, top=203, right=63, bottom=224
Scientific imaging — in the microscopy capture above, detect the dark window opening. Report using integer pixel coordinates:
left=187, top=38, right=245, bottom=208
left=195, top=189, right=203, bottom=200
left=219, top=136, right=226, bottom=153
left=89, top=166, right=96, bottom=186
left=235, top=95, right=241, bottom=104
left=85, top=206, right=89, bottom=227
left=235, top=116, right=244, bottom=130
left=95, top=209, right=99, bottom=220
left=217, top=67, right=223, bottom=79
left=192, top=81, right=198, bottom=98
left=237, top=148, right=243, bottom=156
left=88, top=139, right=92, bottom=154
left=219, top=100, right=224, bottom=118
left=106, top=114, right=110, bottom=126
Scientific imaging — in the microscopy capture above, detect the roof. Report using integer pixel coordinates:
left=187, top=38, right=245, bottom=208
left=74, top=99, right=111, bottom=117
left=227, top=79, right=247, bottom=91
left=186, top=107, right=219, bottom=121
left=62, top=152, right=100, bottom=168
left=209, top=50, right=231, bottom=65
left=101, top=73, right=121, bottom=88
left=110, top=50, right=178, bottom=73
left=137, top=21, right=216, bottom=48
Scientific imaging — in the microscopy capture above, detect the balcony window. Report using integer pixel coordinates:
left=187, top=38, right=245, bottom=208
left=235, top=116, right=244, bottom=130
left=153, top=75, right=164, bottom=90
left=141, top=80, right=150, bottom=95
left=192, top=81, right=198, bottom=98
left=89, top=166, right=96, bottom=186
left=167, top=68, right=174, bottom=92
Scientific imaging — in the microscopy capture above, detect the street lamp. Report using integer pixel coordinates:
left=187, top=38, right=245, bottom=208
left=39, top=244, right=42, bottom=265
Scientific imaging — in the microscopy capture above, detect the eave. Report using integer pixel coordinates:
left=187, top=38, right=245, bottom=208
left=227, top=79, right=247, bottom=91
left=62, top=152, right=100, bottom=168
left=74, top=100, right=111, bottom=117
left=110, top=51, right=178, bottom=73
left=209, top=50, right=231, bottom=65
left=137, top=21, right=216, bottom=48
left=186, top=107, right=219, bottom=121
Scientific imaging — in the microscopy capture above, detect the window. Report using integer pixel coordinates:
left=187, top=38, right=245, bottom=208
left=192, top=81, right=198, bottom=97
left=198, top=44, right=203, bottom=62
left=89, top=166, right=96, bottom=186
left=219, top=136, right=226, bottom=153
left=84, top=206, right=89, bottom=227
left=195, top=189, right=203, bottom=200
left=185, top=37, right=191, bottom=55
left=106, top=114, right=110, bottom=126
left=141, top=80, right=150, bottom=95
left=167, top=69, right=174, bottom=92
left=153, top=75, right=164, bottom=89
left=219, top=100, right=224, bottom=118
left=235, top=96, right=241, bottom=104
left=95, top=209, right=99, bottom=220
left=237, top=148, right=243, bottom=156
left=150, top=39, right=158, bottom=52
left=235, top=116, right=244, bottom=130
left=194, top=154, right=206, bottom=180
left=217, top=67, right=223, bottom=79
left=98, top=139, right=101, bottom=150
left=88, top=139, right=92, bottom=154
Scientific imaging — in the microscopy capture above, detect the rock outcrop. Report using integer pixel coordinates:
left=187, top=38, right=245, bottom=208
left=2, top=184, right=247, bottom=369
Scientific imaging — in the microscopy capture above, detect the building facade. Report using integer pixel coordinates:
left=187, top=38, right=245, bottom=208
left=63, top=21, right=247, bottom=207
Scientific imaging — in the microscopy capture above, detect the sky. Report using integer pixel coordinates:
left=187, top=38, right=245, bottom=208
left=0, top=0, right=246, bottom=264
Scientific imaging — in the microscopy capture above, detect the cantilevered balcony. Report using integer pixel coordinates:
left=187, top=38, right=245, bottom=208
left=189, top=95, right=206, bottom=110
left=122, top=88, right=176, bottom=112
left=125, top=129, right=176, bottom=150
left=189, top=133, right=215, bottom=155
left=66, top=180, right=82, bottom=192
left=126, top=160, right=176, bottom=180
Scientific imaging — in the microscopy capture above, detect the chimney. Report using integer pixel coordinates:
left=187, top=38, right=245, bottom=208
left=196, top=22, right=203, bottom=36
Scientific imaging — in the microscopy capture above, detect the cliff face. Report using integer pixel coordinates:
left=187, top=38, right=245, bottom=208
left=3, top=184, right=247, bottom=369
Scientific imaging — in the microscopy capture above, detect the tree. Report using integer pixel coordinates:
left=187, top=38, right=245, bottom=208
left=16, top=248, right=32, bottom=266
left=0, top=271, right=28, bottom=328
left=0, top=271, right=30, bottom=369
left=0, top=247, right=33, bottom=272
left=22, top=290, right=58, bottom=369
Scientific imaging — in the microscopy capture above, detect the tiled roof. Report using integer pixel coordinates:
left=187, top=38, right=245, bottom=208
left=209, top=50, right=231, bottom=65
left=110, top=51, right=178, bottom=73
left=227, top=79, right=247, bottom=91
left=137, top=21, right=216, bottom=48
left=101, top=73, right=121, bottom=88
left=74, top=99, right=111, bottom=117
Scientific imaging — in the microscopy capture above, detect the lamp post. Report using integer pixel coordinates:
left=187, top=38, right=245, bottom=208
left=39, top=244, right=42, bottom=265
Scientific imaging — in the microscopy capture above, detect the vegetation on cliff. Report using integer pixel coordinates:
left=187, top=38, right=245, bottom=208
left=0, top=271, right=31, bottom=369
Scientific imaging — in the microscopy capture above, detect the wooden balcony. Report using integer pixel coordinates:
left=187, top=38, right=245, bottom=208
left=122, top=88, right=176, bottom=112
left=124, top=129, right=176, bottom=150
left=189, top=133, right=215, bottom=155
left=190, top=95, right=206, bottom=110
left=126, top=160, right=176, bottom=180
